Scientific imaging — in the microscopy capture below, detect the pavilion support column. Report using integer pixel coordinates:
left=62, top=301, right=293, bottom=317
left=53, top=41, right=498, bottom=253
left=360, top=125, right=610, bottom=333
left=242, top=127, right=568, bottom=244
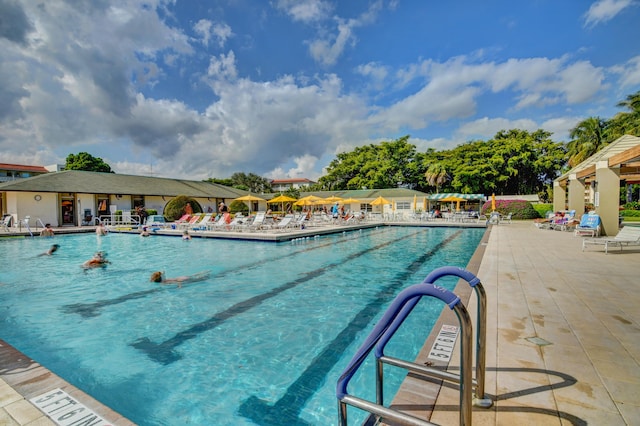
left=553, top=181, right=566, bottom=212
left=595, top=160, right=620, bottom=237
left=568, top=174, right=585, bottom=216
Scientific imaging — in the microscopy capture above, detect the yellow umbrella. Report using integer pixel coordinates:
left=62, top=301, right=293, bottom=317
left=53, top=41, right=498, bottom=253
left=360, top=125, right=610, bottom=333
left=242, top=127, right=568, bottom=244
left=439, top=195, right=466, bottom=212
left=321, top=195, right=343, bottom=203
left=233, top=194, right=266, bottom=215
left=369, top=196, right=391, bottom=206
left=491, top=193, right=496, bottom=211
left=340, top=198, right=361, bottom=204
left=268, top=194, right=297, bottom=213
left=412, top=194, right=417, bottom=211
left=294, top=195, right=322, bottom=207
left=268, top=194, right=297, bottom=204
left=423, top=197, right=427, bottom=211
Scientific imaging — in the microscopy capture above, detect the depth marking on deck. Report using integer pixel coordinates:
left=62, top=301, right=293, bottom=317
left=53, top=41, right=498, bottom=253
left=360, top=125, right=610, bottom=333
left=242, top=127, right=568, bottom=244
left=30, top=388, right=111, bottom=426
left=428, top=324, right=459, bottom=361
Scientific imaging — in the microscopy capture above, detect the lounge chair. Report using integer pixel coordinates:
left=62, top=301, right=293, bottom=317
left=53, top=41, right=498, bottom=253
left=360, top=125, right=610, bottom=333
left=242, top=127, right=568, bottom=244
left=270, top=214, right=295, bottom=232
left=246, top=212, right=266, bottom=231
left=582, top=226, right=640, bottom=254
left=1, top=215, right=12, bottom=231
left=179, top=214, right=202, bottom=230
left=574, top=214, right=601, bottom=237
left=189, top=213, right=213, bottom=230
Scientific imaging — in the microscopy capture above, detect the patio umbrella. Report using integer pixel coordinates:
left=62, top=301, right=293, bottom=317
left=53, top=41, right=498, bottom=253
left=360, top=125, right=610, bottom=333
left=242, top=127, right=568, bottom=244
left=268, top=194, right=297, bottom=212
left=491, top=193, right=496, bottom=212
left=321, top=195, right=343, bottom=203
left=293, top=195, right=321, bottom=207
left=412, top=195, right=417, bottom=211
left=439, top=195, right=467, bottom=211
left=369, top=196, right=391, bottom=206
left=234, top=194, right=266, bottom=215
left=340, top=198, right=361, bottom=204
left=423, top=197, right=427, bottom=211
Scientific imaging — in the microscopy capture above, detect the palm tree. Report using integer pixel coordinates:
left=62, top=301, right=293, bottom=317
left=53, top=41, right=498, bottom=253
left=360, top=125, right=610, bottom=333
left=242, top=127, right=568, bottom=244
left=566, top=117, right=607, bottom=167
left=610, top=90, right=640, bottom=138
left=425, top=163, right=449, bottom=193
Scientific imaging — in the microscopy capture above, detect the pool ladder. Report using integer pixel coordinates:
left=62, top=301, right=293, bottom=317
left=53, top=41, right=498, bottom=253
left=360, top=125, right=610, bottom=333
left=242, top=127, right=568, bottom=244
left=336, top=266, right=492, bottom=426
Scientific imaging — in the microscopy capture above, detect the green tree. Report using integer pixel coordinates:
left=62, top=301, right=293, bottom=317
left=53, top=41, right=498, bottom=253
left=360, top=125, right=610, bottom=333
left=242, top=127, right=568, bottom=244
left=424, top=163, right=449, bottom=193
left=608, top=90, right=640, bottom=139
left=318, top=135, right=421, bottom=190
left=65, top=152, right=113, bottom=173
left=230, top=172, right=272, bottom=193
left=566, top=117, right=607, bottom=167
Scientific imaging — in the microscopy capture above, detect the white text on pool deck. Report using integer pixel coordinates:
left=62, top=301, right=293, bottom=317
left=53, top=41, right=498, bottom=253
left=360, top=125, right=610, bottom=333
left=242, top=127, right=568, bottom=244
left=30, top=388, right=112, bottom=426
left=427, top=324, right=459, bottom=362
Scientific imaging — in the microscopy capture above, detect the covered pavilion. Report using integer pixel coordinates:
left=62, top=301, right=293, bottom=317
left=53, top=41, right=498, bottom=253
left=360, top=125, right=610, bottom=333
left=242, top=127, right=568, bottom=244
left=554, top=134, right=640, bottom=236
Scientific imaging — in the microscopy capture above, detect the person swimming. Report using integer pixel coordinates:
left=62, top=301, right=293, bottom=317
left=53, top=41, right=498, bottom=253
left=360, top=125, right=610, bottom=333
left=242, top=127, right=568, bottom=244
left=82, top=251, right=111, bottom=268
left=149, top=270, right=210, bottom=288
left=38, top=244, right=60, bottom=256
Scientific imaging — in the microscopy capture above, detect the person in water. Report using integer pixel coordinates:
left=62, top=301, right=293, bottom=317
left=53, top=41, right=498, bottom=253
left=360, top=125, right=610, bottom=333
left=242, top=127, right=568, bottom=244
left=83, top=251, right=110, bottom=268
left=149, top=271, right=210, bottom=288
left=39, top=244, right=60, bottom=256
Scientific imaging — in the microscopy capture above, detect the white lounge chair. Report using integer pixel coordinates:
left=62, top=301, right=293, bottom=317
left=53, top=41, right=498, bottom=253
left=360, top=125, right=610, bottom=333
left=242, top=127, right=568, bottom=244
left=190, top=213, right=213, bottom=231
left=246, top=212, right=267, bottom=231
left=582, top=226, right=640, bottom=254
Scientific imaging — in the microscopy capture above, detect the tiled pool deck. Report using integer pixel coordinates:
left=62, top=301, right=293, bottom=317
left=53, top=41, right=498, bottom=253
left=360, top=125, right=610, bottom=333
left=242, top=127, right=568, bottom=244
left=1, top=221, right=639, bottom=425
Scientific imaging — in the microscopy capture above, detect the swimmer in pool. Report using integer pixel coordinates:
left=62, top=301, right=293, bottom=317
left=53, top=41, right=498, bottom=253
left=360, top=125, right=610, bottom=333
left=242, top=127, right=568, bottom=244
left=82, top=251, right=111, bottom=268
left=149, top=270, right=210, bottom=288
left=38, top=244, right=60, bottom=256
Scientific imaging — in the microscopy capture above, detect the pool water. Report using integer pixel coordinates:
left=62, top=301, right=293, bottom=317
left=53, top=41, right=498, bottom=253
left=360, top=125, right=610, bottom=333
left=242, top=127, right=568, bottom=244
left=0, top=226, right=484, bottom=425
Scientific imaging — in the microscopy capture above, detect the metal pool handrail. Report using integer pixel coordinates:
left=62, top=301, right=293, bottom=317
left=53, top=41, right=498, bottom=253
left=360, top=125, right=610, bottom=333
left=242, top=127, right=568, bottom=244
left=374, top=266, right=492, bottom=408
left=336, top=282, right=473, bottom=426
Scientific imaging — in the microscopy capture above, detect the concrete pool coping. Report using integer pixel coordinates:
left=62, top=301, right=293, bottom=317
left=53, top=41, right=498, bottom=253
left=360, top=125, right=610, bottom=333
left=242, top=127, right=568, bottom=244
left=2, top=221, right=638, bottom=424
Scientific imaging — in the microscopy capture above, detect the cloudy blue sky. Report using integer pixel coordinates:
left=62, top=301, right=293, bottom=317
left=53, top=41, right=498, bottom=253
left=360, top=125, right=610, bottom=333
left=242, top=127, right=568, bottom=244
left=1, top=0, right=639, bottom=180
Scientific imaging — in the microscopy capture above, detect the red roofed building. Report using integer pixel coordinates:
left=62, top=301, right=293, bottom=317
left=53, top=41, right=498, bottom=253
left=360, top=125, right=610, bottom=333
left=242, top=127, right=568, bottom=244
left=270, top=178, right=316, bottom=192
left=0, top=163, right=55, bottom=182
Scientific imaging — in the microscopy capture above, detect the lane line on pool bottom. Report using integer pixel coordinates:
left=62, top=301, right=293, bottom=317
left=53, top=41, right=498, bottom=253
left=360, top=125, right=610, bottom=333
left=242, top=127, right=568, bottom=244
left=129, top=228, right=427, bottom=364
left=236, top=229, right=463, bottom=425
left=61, top=227, right=393, bottom=318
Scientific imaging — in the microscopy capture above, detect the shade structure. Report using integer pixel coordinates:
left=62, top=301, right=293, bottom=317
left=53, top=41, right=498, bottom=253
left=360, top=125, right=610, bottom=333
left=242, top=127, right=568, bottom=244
left=369, top=196, right=391, bottom=206
left=438, top=195, right=466, bottom=212
left=423, top=197, right=427, bottom=211
left=294, top=195, right=322, bottom=207
left=340, top=198, right=361, bottom=204
left=491, top=193, right=496, bottom=211
left=268, top=194, right=297, bottom=213
left=438, top=195, right=467, bottom=202
left=233, top=194, right=266, bottom=215
left=268, top=194, right=297, bottom=204
left=320, top=195, right=343, bottom=203
left=412, top=194, right=417, bottom=211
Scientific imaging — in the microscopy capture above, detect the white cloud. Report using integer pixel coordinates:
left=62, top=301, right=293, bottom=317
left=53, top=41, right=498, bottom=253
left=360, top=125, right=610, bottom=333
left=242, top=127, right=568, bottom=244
left=583, top=0, right=635, bottom=28
left=609, top=55, right=640, bottom=88
left=274, top=0, right=333, bottom=22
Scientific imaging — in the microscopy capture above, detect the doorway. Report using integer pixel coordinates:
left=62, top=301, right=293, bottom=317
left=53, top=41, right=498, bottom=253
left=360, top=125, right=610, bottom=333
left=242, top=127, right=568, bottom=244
left=61, top=196, right=75, bottom=225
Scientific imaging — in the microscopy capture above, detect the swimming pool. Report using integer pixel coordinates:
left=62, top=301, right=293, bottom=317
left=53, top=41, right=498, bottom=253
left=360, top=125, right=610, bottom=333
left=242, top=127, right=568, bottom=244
left=0, top=226, right=484, bottom=425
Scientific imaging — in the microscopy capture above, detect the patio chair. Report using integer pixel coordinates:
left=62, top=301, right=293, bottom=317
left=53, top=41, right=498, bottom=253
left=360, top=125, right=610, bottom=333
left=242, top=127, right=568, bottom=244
left=1, top=215, right=12, bottom=231
left=582, top=226, right=640, bottom=254
left=190, top=213, right=213, bottom=231
left=574, top=214, right=601, bottom=237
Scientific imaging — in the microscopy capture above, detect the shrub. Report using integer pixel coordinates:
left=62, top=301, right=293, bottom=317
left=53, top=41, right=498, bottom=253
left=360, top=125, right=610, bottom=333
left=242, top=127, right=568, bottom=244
left=532, top=203, right=552, bottom=219
left=146, top=209, right=158, bottom=216
left=481, top=199, right=538, bottom=219
left=164, top=195, right=202, bottom=221
left=620, top=209, right=640, bottom=217
left=229, top=200, right=249, bottom=215
left=623, top=201, right=639, bottom=210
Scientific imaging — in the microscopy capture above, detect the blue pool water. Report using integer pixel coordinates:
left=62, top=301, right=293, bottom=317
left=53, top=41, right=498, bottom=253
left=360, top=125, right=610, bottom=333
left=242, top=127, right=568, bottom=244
left=0, top=226, right=484, bottom=425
